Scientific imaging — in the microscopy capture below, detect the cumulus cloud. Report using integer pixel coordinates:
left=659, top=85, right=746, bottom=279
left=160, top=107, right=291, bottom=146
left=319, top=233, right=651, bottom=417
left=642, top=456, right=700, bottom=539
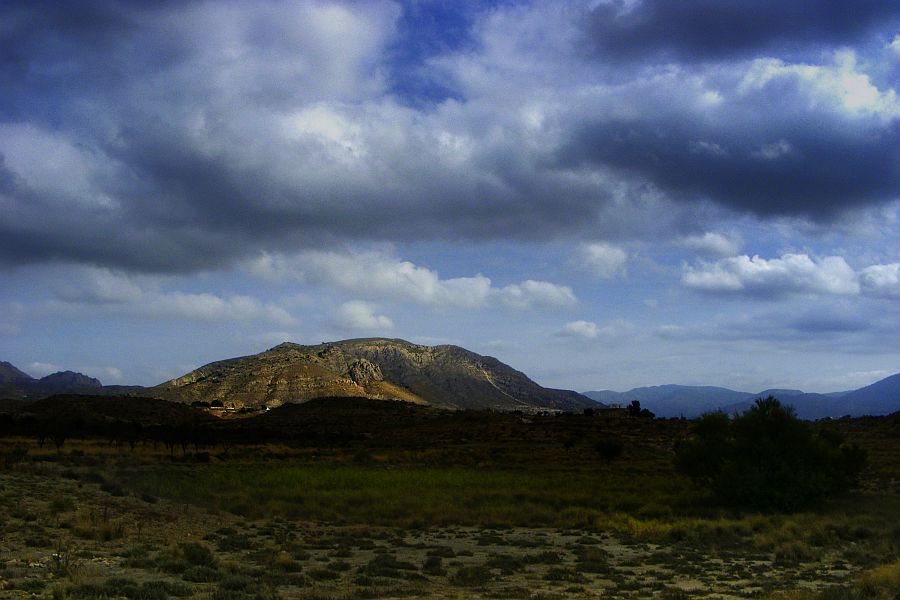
left=143, top=292, right=296, bottom=325
left=580, top=243, right=628, bottom=278
left=498, top=280, right=578, bottom=310
left=683, top=254, right=900, bottom=301
left=52, top=268, right=296, bottom=325
left=248, top=250, right=577, bottom=310
left=682, top=254, right=860, bottom=298
left=26, top=362, right=61, bottom=377
left=101, top=367, right=123, bottom=381
left=859, top=263, right=900, bottom=298
left=250, top=250, right=492, bottom=309
left=678, top=232, right=741, bottom=258
left=559, top=320, right=600, bottom=339
left=557, top=319, right=634, bottom=340
left=332, top=301, right=394, bottom=331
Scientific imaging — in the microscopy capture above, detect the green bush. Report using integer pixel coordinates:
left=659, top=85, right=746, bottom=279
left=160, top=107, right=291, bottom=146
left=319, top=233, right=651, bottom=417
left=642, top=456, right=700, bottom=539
left=675, top=397, right=866, bottom=511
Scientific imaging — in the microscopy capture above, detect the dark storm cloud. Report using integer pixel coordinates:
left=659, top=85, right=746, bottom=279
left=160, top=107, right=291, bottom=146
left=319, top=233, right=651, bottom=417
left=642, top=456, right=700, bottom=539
left=583, top=0, right=900, bottom=62
left=559, top=114, right=900, bottom=217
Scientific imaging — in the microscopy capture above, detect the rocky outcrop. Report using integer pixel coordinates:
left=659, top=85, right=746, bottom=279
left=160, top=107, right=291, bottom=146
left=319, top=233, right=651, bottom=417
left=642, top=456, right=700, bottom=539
left=347, top=359, right=382, bottom=385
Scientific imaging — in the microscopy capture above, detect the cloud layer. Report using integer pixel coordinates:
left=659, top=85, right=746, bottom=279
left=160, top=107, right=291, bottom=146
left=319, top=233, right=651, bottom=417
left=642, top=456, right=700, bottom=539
left=1, top=1, right=897, bottom=274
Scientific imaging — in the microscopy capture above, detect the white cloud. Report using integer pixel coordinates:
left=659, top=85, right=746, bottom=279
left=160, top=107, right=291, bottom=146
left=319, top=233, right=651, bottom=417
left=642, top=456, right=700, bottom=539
left=145, top=292, right=296, bottom=325
left=682, top=254, right=860, bottom=297
left=557, top=319, right=634, bottom=340
left=860, top=263, right=900, bottom=298
left=498, top=280, right=578, bottom=310
left=689, top=140, right=729, bottom=157
left=890, top=35, right=900, bottom=54
left=559, top=320, right=599, bottom=339
left=79, top=366, right=124, bottom=382
left=53, top=268, right=296, bottom=325
left=332, top=300, right=394, bottom=331
left=678, top=232, right=741, bottom=257
left=740, top=51, right=900, bottom=119
left=102, top=367, right=123, bottom=381
left=26, top=362, right=61, bottom=377
left=752, top=139, right=794, bottom=160
left=580, top=243, right=628, bottom=278
left=0, top=124, right=122, bottom=211
left=56, top=268, right=145, bottom=304
left=249, top=250, right=492, bottom=308
left=248, top=250, right=577, bottom=310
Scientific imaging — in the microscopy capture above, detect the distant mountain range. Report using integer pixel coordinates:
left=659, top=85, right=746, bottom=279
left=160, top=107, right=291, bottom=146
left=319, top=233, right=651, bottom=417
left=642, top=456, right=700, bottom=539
left=584, top=373, right=900, bottom=419
left=1, top=361, right=102, bottom=400
left=1, top=339, right=597, bottom=412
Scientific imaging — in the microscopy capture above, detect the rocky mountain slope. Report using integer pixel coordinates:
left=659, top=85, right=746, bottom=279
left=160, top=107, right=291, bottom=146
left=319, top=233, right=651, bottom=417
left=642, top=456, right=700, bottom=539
left=153, top=338, right=598, bottom=411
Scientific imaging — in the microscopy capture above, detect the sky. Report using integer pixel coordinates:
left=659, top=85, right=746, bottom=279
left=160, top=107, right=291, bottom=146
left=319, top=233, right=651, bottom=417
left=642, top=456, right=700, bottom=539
left=1, top=0, right=899, bottom=394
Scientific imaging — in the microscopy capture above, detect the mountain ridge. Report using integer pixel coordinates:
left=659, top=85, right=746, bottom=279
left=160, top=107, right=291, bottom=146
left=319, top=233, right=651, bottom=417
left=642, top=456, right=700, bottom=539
left=583, top=374, right=900, bottom=419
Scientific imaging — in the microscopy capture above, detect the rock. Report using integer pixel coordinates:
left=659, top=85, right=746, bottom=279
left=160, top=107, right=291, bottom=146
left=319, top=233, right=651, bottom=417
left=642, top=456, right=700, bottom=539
left=347, top=359, right=383, bottom=385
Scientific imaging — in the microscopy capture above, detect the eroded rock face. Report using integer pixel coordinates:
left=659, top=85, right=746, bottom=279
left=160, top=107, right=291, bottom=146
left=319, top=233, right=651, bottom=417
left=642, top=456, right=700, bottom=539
left=153, top=338, right=598, bottom=411
left=347, top=359, right=383, bottom=385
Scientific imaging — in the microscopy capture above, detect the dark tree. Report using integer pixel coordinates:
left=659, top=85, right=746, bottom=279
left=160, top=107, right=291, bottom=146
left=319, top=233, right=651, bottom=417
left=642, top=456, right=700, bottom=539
left=626, top=400, right=654, bottom=418
left=675, top=397, right=867, bottom=511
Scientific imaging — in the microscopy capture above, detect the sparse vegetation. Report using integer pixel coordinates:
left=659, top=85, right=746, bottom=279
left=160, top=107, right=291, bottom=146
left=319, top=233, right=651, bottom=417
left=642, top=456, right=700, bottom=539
left=0, top=401, right=896, bottom=598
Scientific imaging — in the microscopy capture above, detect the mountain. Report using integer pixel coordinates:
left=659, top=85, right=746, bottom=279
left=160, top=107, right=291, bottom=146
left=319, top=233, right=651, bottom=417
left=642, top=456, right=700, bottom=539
left=584, top=385, right=755, bottom=417
left=0, top=361, right=33, bottom=384
left=839, top=373, right=900, bottom=416
left=153, top=338, right=599, bottom=412
left=36, top=371, right=102, bottom=392
left=584, top=373, right=900, bottom=419
left=0, top=364, right=137, bottom=401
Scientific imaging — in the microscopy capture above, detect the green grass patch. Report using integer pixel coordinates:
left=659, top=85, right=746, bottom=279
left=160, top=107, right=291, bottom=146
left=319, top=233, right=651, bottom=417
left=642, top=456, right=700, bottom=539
left=117, top=462, right=696, bottom=528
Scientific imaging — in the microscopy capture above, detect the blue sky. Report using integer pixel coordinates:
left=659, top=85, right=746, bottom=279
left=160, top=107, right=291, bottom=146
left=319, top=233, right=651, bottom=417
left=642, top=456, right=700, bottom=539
left=1, top=0, right=899, bottom=393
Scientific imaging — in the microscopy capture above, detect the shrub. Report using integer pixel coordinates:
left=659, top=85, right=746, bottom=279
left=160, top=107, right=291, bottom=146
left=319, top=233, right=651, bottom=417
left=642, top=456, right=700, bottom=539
left=450, top=565, right=493, bottom=587
left=594, top=438, right=623, bottom=464
left=179, top=542, right=218, bottom=568
left=675, top=397, right=867, bottom=511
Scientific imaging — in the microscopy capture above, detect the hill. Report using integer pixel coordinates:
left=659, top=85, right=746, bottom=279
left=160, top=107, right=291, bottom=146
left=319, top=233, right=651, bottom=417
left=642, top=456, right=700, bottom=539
left=0, top=361, right=33, bottom=384
left=153, top=338, right=598, bottom=412
left=586, top=385, right=753, bottom=417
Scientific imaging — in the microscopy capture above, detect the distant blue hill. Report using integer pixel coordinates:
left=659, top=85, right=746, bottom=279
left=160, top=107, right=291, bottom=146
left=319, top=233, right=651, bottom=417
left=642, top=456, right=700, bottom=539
left=583, top=373, right=900, bottom=419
